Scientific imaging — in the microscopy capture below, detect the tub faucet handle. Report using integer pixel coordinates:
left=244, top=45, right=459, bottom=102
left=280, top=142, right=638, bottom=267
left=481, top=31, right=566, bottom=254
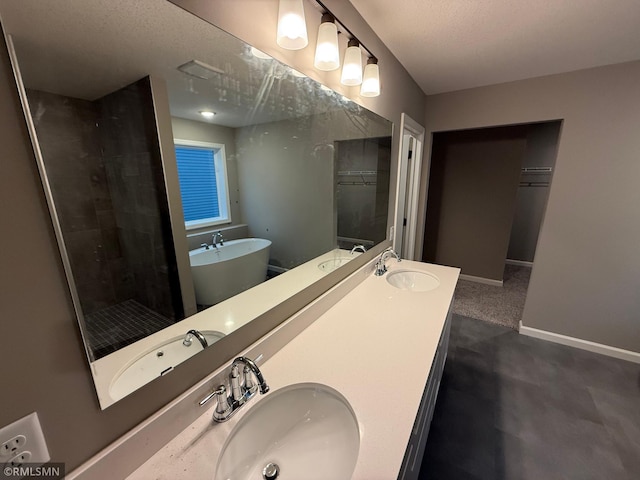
left=213, top=231, right=225, bottom=247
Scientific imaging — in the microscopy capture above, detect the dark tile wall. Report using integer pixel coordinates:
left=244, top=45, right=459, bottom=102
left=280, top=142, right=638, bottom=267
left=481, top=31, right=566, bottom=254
left=335, top=136, right=391, bottom=248
left=27, top=89, right=123, bottom=314
left=97, top=77, right=183, bottom=321
left=28, top=77, right=183, bottom=332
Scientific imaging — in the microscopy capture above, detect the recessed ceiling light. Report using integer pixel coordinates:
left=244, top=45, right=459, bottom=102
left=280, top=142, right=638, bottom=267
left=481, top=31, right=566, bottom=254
left=199, top=111, right=216, bottom=118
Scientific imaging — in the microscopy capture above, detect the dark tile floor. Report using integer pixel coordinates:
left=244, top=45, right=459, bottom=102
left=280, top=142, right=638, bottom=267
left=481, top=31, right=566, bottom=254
left=85, top=299, right=174, bottom=360
left=420, top=315, right=640, bottom=480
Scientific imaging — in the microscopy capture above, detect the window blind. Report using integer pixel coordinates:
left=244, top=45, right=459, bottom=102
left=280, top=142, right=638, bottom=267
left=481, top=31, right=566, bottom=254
left=175, top=146, right=220, bottom=221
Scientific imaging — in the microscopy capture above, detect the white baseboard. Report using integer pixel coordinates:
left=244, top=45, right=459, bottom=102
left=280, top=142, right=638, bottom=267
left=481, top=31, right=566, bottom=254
left=458, top=273, right=503, bottom=287
left=506, top=259, right=533, bottom=268
left=519, top=322, right=640, bottom=364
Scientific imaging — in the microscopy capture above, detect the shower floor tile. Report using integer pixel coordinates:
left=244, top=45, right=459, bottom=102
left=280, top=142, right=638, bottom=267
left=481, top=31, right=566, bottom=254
left=84, top=299, right=174, bottom=360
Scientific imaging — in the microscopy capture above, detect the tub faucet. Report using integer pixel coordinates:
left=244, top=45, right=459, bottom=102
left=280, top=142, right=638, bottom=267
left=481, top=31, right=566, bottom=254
left=199, top=355, right=269, bottom=422
left=213, top=231, right=224, bottom=247
left=183, top=329, right=209, bottom=349
left=374, top=247, right=401, bottom=276
left=351, top=244, right=367, bottom=254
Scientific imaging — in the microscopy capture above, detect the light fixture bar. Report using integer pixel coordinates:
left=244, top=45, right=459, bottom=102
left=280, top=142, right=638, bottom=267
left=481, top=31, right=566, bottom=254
left=312, top=0, right=376, bottom=60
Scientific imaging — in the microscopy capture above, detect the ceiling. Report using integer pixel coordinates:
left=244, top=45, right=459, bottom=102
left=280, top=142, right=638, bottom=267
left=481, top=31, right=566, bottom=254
left=0, top=0, right=349, bottom=128
left=349, top=0, right=640, bottom=95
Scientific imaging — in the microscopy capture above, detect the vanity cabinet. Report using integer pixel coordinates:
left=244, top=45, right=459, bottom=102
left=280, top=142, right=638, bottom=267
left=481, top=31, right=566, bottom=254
left=398, top=306, right=452, bottom=480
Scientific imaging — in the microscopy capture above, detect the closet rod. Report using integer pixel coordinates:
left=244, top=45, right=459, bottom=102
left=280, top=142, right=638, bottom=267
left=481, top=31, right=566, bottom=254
left=521, top=166, right=553, bottom=174
left=337, top=170, right=377, bottom=176
left=519, top=181, right=549, bottom=187
left=337, top=181, right=377, bottom=186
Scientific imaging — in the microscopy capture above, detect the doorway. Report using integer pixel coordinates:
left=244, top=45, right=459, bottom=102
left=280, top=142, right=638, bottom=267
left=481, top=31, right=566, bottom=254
left=393, top=113, right=425, bottom=259
left=422, top=121, right=561, bottom=328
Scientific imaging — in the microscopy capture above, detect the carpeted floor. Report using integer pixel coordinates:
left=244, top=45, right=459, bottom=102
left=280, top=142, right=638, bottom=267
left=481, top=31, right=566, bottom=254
left=452, top=264, right=531, bottom=330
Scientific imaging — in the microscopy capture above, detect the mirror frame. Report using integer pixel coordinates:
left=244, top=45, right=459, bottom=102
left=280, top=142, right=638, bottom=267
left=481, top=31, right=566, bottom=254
left=2, top=2, right=395, bottom=409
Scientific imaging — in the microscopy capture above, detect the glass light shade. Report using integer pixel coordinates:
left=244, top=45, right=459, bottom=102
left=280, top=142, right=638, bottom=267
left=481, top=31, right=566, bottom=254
left=277, top=0, right=308, bottom=50
left=360, top=60, right=380, bottom=97
left=314, top=19, right=340, bottom=71
left=341, top=42, right=363, bottom=86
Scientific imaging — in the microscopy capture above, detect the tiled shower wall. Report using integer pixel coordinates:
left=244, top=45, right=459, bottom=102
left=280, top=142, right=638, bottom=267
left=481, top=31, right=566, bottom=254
left=98, top=78, right=182, bottom=321
left=28, top=89, right=124, bottom=315
left=28, top=78, right=182, bottom=322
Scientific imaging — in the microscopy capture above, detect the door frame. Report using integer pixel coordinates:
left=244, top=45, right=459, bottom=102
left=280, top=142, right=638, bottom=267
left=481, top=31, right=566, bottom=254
left=393, top=113, right=425, bottom=259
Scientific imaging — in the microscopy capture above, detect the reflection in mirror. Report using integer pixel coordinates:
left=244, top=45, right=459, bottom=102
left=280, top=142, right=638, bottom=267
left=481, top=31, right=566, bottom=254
left=0, top=0, right=393, bottom=408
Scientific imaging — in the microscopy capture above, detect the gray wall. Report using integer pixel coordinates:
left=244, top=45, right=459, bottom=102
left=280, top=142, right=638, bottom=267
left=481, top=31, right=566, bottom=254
left=0, top=0, right=425, bottom=471
left=507, top=122, right=561, bottom=262
left=422, top=127, right=527, bottom=281
left=235, top=110, right=392, bottom=269
left=418, top=61, right=640, bottom=352
left=235, top=116, right=335, bottom=268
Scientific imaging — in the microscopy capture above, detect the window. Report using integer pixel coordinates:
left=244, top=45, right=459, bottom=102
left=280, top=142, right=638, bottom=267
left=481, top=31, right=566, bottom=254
left=174, top=139, right=231, bottom=229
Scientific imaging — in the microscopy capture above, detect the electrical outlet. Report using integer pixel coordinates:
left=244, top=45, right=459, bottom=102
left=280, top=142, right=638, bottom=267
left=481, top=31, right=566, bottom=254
left=9, top=450, right=31, bottom=466
left=1, top=435, right=26, bottom=457
left=0, top=413, right=50, bottom=465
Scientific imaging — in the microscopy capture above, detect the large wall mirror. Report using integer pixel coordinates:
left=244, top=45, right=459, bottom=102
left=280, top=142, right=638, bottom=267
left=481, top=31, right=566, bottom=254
left=0, top=0, right=393, bottom=408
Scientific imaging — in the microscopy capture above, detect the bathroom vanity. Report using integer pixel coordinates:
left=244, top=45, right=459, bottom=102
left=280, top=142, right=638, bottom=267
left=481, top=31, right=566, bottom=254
left=98, top=257, right=460, bottom=480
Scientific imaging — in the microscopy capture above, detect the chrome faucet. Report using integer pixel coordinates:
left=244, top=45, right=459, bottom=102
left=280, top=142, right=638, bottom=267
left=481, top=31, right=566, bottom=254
left=212, top=231, right=225, bottom=247
left=350, top=244, right=367, bottom=254
left=199, top=356, right=269, bottom=422
left=183, top=329, right=209, bottom=349
left=374, top=247, right=401, bottom=276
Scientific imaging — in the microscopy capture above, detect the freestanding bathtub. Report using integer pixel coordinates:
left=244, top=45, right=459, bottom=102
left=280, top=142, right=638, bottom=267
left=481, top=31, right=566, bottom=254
left=189, top=238, right=271, bottom=306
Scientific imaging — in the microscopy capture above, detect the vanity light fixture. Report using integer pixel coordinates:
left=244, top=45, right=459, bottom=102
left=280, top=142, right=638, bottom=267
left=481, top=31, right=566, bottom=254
left=340, top=38, right=363, bottom=86
left=277, top=0, right=308, bottom=50
left=199, top=110, right=216, bottom=119
left=314, top=13, right=340, bottom=71
left=274, top=0, right=382, bottom=96
left=360, top=57, right=380, bottom=97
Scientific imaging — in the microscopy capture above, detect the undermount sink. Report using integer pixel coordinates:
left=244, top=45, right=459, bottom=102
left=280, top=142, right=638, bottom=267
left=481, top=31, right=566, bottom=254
left=317, top=256, right=352, bottom=273
left=109, top=330, right=224, bottom=401
left=386, top=270, right=440, bottom=292
left=215, top=383, right=360, bottom=480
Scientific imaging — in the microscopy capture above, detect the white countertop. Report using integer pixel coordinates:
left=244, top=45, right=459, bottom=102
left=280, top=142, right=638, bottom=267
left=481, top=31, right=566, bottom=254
left=92, top=248, right=360, bottom=406
left=127, top=259, right=459, bottom=480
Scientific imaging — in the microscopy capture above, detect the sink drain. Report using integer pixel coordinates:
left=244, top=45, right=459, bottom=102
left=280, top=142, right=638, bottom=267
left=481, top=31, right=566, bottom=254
left=262, top=462, right=280, bottom=480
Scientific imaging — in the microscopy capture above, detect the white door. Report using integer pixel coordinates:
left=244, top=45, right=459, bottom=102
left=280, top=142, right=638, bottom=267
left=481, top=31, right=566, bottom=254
left=394, top=113, right=425, bottom=259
